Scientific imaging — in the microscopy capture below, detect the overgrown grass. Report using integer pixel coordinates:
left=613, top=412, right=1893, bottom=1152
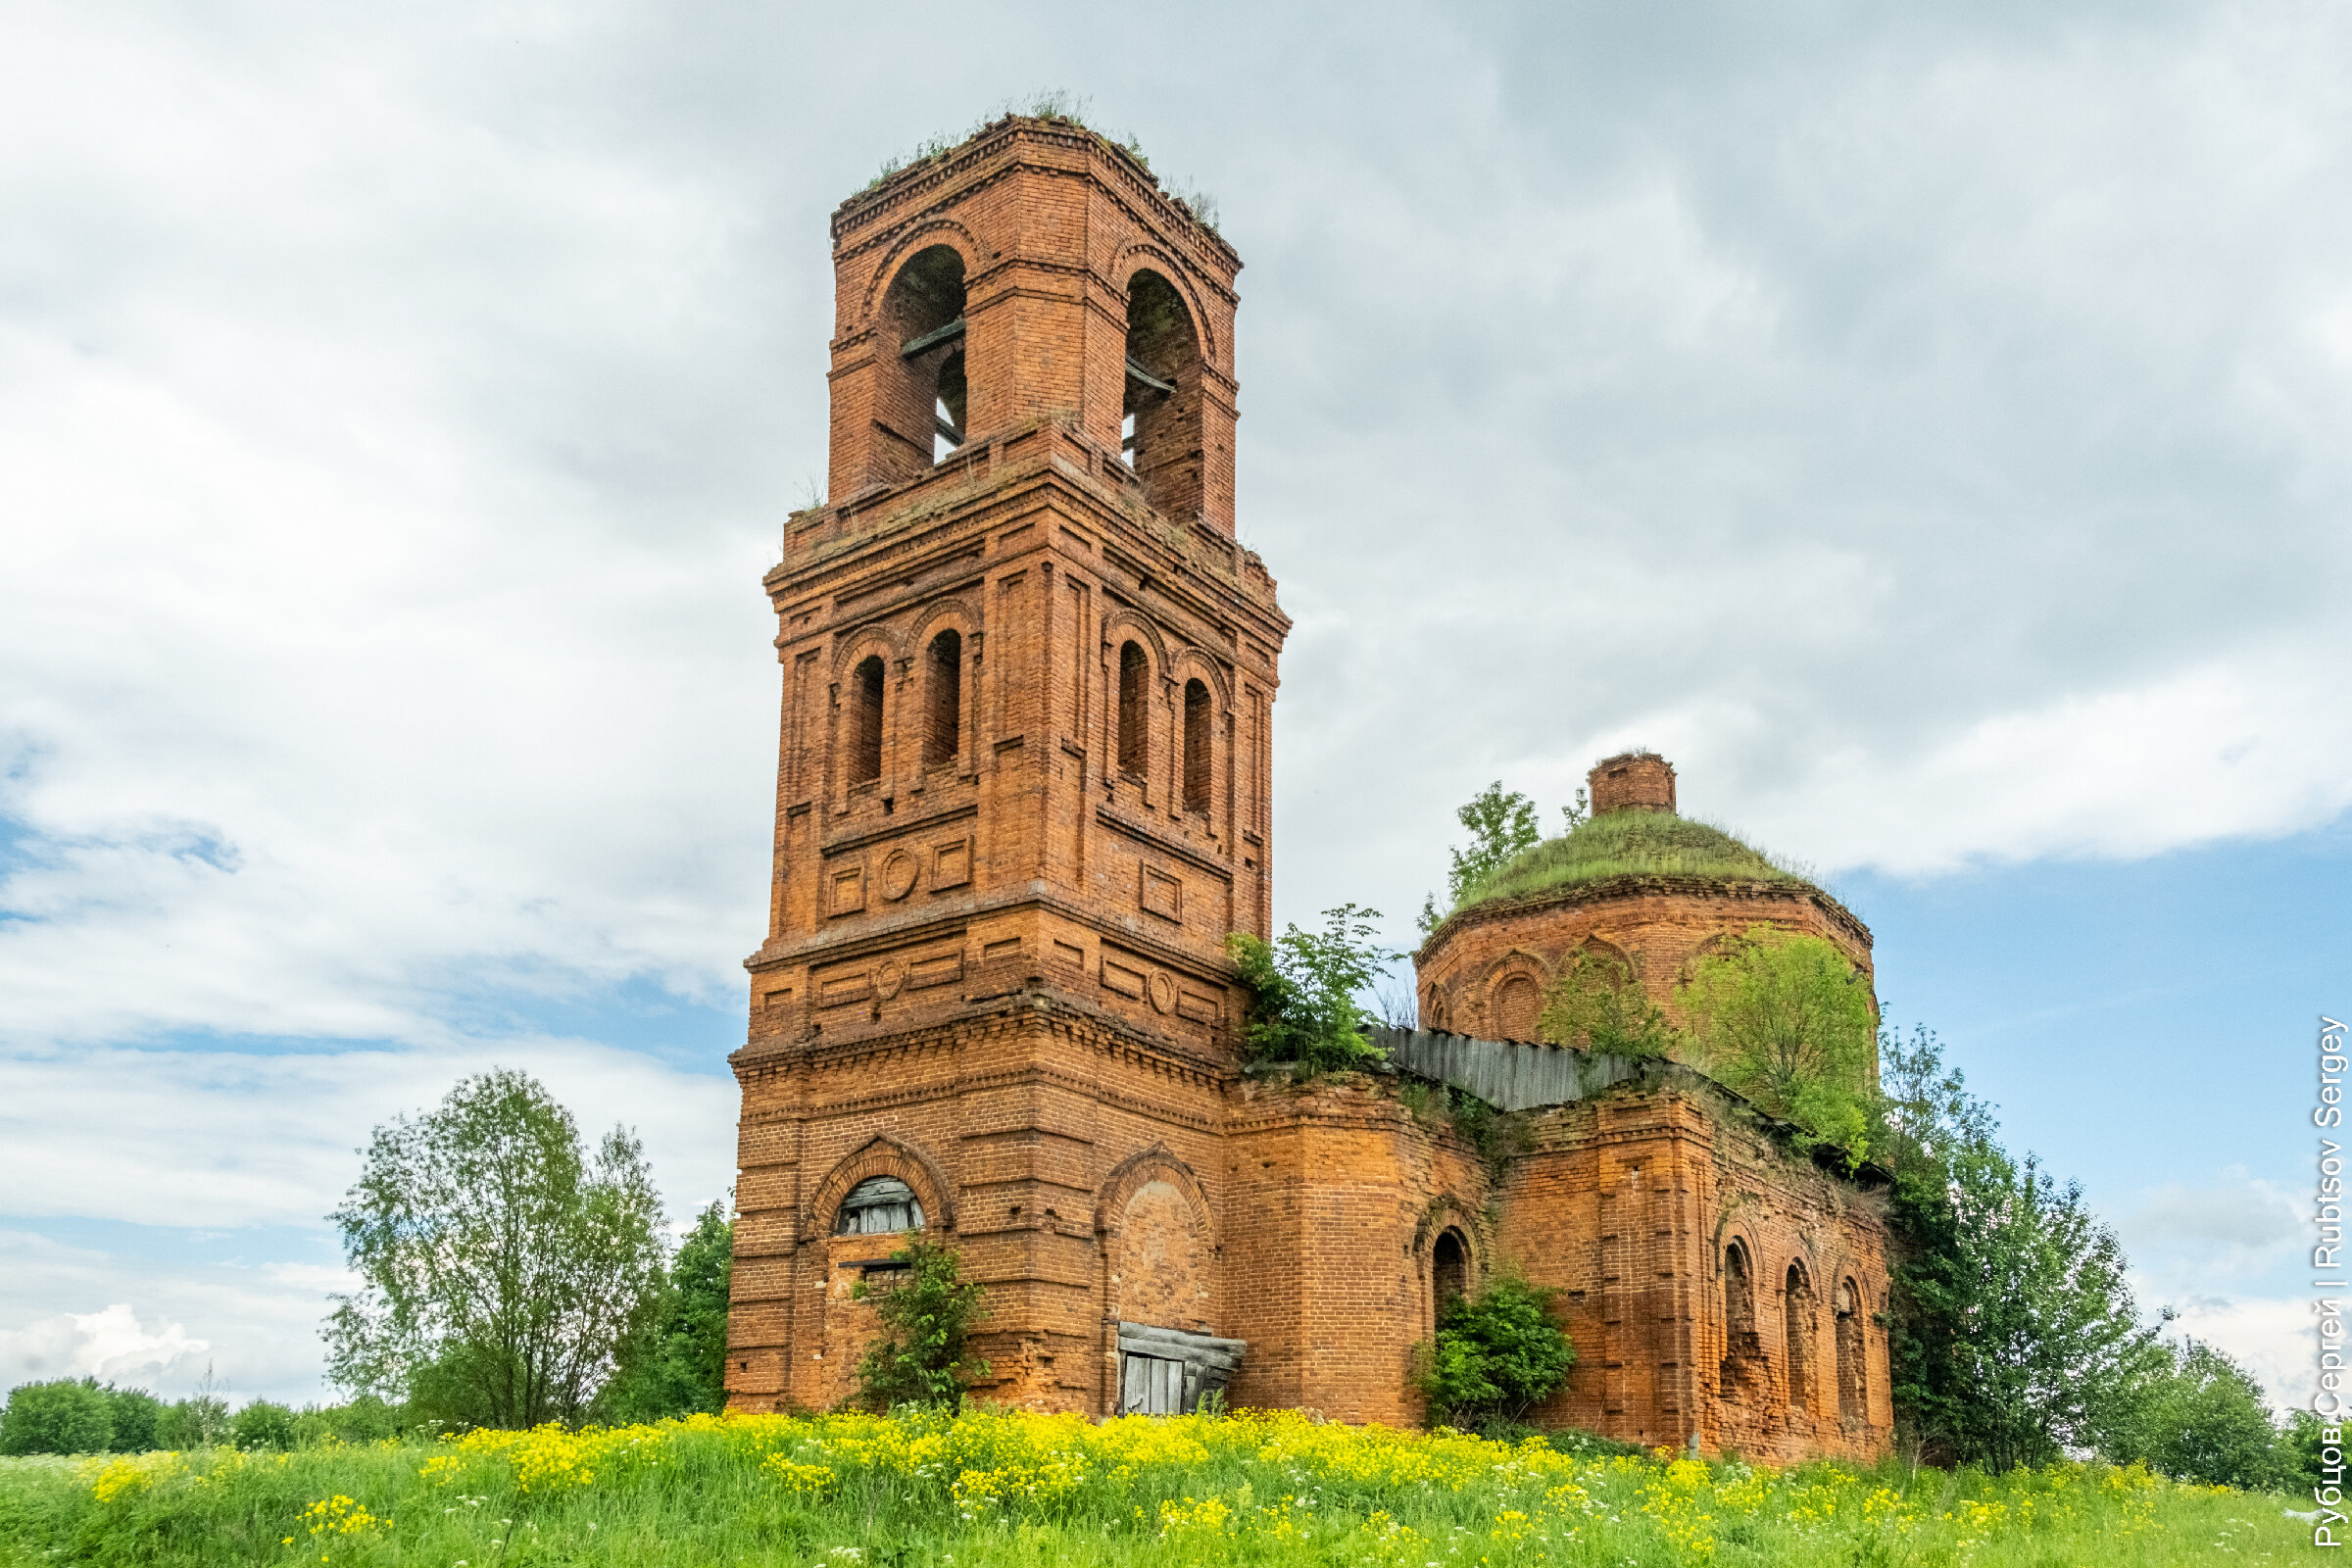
left=1446, top=811, right=1820, bottom=922
left=0, top=1407, right=2299, bottom=1566
left=852, top=91, right=1219, bottom=235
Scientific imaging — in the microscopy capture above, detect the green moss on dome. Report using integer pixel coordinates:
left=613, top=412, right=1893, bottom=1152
left=1446, top=810, right=1817, bottom=919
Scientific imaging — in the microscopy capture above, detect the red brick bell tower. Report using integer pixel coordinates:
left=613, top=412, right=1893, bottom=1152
left=725, top=117, right=1289, bottom=1413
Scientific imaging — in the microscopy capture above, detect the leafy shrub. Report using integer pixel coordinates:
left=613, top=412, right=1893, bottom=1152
left=101, top=1387, right=162, bottom=1452
left=0, top=1380, right=113, bottom=1455
left=1537, top=946, right=1679, bottom=1058
left=1226, top=904, right=1395, bottom=1074
left=1680, top=927, right=1876, bottom=1153
left=2096, top=1338, right=2283, bottom=1489
left=228, top=1399, right=297, bottom=1451
left=852, top=1239, right=991, bottom=1411
left=1414, top=1272, right=1575, bottom=1433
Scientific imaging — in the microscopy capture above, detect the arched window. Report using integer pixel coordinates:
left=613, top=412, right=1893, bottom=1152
left=1123, top=270, right=1202, bottom=517
left=834, top=1175, right=924, bottom=1236
left=1433, top=1229, right=1469, bottom=1309
left=876, top=246, right=967, bottom=484
left=1425, top=985, right=1447, bottom=1032
left=1493, top=975, right=1541, bottom=1040
left=1182, top=678, right=1211, bottom=813
left=1785, top=1262, right=1814, bottom=1412
left=1836, top=1279, right=1866, bottom=1420
left=1725, top=1243, right=1756, bottom=1341
left=924, top=629, right=961, bottom=769
left=851, top=655, right=885, bottom=785
left=1721, top=1241, right=1758, bottom=1394
left=1117, top=641, right=1149, bottom=777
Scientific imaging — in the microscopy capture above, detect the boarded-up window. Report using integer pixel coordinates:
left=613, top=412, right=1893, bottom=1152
left=924, top=629, right=960, bottom=768
left=850, top=655, right=885, bottom=785
left=1493, top=975, right=1541, bottom=1040
left=1117, top=641, right=1148, bottom=777
left=1182, top=678, right=1211, bottom=813
left=834, top=1175, right=922, bottom=1236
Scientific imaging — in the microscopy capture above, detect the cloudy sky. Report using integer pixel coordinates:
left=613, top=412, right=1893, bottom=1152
left=3, top=0, right=2345, bottom=1409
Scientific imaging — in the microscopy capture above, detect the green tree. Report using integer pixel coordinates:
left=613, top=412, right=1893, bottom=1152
left=102, top=1386, right=162, bottom=1452
left=1536, top=947, right=1679, bottom=1059
left=1414, top=1271, right=1575, bottom=1434
left=598, top=1199, right=736, bottom=1422
left=1227, top=903, right=1396, bottom=1074
left=2096, top=1338, right=2283, bottom=1488
left=228, top=1399, right=297, bottom=1451
left=851, top=1239, right=991, bottom=1411
left=1680, top=928, right=1877, bottom=1153
left=1902, top=1142, right=2162, bottom=1470
left=0, top=1380, right=114, bottom=1455
left=1418, top=783, right=1543, bottom=933
left=324, top=1068, right=668, bottom=1430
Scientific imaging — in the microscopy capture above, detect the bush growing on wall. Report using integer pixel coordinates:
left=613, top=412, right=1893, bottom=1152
left=1680, top=927, right=1877, bottom=1154
left=1226, top=903, right=1395, bottom=1075
left=1414, top=1271, right=1575, bottom=1435
left=1537, top=946, right=1679, bottom=1059
left=852, top=1239, right=992, bottom=1411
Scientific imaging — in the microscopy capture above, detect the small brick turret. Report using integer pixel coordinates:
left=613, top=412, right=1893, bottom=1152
left=1590, top=751, right=1676, bottom=815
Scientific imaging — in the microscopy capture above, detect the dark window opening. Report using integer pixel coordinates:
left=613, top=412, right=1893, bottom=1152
left=1182, top=678, right=1211, bottom=813
left=1433, top=1228, right=1469, bottom=1309
left=878, top=246, right=967, bottom=484
left=1836, top=1280, right=1866, bottom=1420
left=1785, top=1262, right=1813, bottom=1412
left=1117, top=640, right=1148, bottom=777
left=1123, top=270, right=1201, bottom=516
left=851, top=655, right=884, bottom=785
left=924, top=629, right=961, bottom=768
left=834, top=1175, right=923, bottom=1236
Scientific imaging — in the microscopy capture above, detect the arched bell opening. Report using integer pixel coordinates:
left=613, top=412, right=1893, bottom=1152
left=1122, top=269, right=1202, bottom=518
left=876, top=245, right=968, bottom=483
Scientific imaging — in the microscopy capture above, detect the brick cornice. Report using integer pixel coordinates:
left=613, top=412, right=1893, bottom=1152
left=1417, top=871, right=1872, bottom=959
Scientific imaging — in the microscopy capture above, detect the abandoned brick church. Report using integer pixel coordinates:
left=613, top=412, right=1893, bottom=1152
left=724, top=116, right=1894, bottom=1462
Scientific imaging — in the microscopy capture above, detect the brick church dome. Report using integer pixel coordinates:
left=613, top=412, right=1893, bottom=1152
left=1414, top=753, right=1870, bottom=1043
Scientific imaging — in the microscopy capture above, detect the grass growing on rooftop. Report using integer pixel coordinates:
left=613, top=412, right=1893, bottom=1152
left=1446, top=811, right=1818, bottom=922
left=0, top=1407, right=2298, bottom=1567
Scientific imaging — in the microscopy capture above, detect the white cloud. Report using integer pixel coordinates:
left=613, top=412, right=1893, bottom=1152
left=0, top=1303, right=210, bottom=1389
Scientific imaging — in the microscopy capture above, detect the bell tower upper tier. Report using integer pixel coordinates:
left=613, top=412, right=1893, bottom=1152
left=744, top=117, right=1285, bottom=1070
left=825, top=116, right=1241, bottom=533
